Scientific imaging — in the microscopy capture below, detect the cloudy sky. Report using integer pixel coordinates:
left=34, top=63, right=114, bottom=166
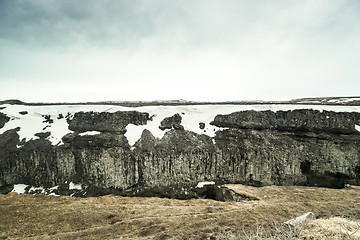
left=0, top=0, right=359, bottom=102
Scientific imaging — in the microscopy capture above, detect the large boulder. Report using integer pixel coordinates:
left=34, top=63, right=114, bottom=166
left=159, top=113, right=184, bottom=130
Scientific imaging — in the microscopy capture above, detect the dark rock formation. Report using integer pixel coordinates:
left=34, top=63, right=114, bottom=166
left=0, top=109, right=360, bottom=199
left=196, top=184, right=258, bottom=202
left=159, top=113, right=184, bottom=130
left=0, top=112, right=10, bottom=129
left=67, top=111, right=151, bottom=133
left=121, top=183, right=254, bottom=202
left=42, top=115, right=54, bottom=124
left=62, top=132, right=129, bottom=149
left=35, top=132, right=51, bottom=139
left=199, top=122, right=205, bottom=130
left=211, top=110, right=360, bottom=134
left=19, top=111, right=28, bottom=115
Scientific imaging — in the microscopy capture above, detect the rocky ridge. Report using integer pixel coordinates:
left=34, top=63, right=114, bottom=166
left=1, top=106, right=360, bottom=200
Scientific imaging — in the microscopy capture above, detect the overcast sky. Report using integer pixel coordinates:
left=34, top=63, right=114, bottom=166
left=0, top=0, right=359, bottom=102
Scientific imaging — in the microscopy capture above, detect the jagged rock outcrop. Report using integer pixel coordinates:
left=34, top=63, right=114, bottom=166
left=159, top=113, right=184, bottom=130
left=211, top=110, right=360, bottom=134
left=0, top=108, right=360, bottom=199
left=67, top=111, right=151, bottom=133
left=0, top=112, right=10, bottom=129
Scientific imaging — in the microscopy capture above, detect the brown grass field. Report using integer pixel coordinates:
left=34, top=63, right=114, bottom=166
left=1, top=184, right=359, bottom=239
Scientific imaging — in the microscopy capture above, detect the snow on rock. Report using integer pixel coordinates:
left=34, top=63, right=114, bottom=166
left=0, top=104, right=126, bottom=146
left=1, top=103, right=360, bottom=147
left=11, top=184, right=28, bottom=194
left=9, top=184, right=61, bottom=196
left=356, top=125, right=360, bottom=132
left=29, top=186, right=46, bottom=194
left=0, top=104, right=74, bottom=145
left=125, top=104, right=360, bottom=146
left=49, top=193, right=60, bottom=196
left=196, top=181, right=215, bottom=188
left=298, top=97, right=360, bottom=104
left=328, top=97, right=360, bottom=103
left=79, top=131, right=101, bottom=136
left=69, top=182, right=82, bottom=190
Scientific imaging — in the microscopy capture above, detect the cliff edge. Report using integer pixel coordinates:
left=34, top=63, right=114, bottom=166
left=1, top=104, right=359, bottom=198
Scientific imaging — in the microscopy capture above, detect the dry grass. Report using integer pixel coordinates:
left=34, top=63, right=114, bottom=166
left=217, top=217, right=360, bottom=240
left=0, top=185, right=359, bottom=239
left=299, top=217, right=360, bottom=239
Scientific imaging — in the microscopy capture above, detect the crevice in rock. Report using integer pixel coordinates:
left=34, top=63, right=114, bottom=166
left=120, top=184, right=258, bottom=202
left=195, top=184, right=258, bottom=202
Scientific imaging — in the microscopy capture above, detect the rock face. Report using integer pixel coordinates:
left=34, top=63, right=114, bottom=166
left=1, top=108, right=360, bottom=198
left=211, top=110, right=360, bottom=134
left=159, top=113, right=184, bottom=130
left=68, top=111, right=151, bottom=133
left=0, top=112, right=10, bottom=129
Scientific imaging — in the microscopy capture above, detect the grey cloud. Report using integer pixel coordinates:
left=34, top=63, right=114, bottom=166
left=1, top=0, right=359, bottom=50
left=0, top=1, right=154, bottom=47
left=0, top=0, right=359, bottom=101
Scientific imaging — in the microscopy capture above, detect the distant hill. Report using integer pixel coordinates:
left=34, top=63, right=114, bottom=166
left=1, top=96, right=360, bottom=106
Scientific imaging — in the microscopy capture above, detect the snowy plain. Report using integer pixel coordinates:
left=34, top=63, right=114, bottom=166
left=1, top=103, right=360, bottom=146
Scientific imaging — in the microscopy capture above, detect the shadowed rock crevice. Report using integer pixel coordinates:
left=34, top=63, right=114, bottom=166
left=0, top=112, right=10, bottom=129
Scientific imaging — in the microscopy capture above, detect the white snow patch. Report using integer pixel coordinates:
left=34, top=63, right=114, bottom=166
left=125, top=124, right=151, bottom=146
left=196, top=181, right=215, bottom=188
left=69, top=182, right=82, bottom=190
left=11, top=184, right=28, bottom=194
left=49, top=186, right=59, bottom=191
left=49, top=193, right=60, bottom=196
left=29, top=186, right=46, bottom=194
left=355, top=125, right=360, bottom=132
left=79, top=131, right=101, bottom=136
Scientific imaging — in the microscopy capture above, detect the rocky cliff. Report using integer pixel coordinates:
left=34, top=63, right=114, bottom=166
left=0, top=105, right=359, bottom=198
left=0, top=112, right=9, bottom=129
